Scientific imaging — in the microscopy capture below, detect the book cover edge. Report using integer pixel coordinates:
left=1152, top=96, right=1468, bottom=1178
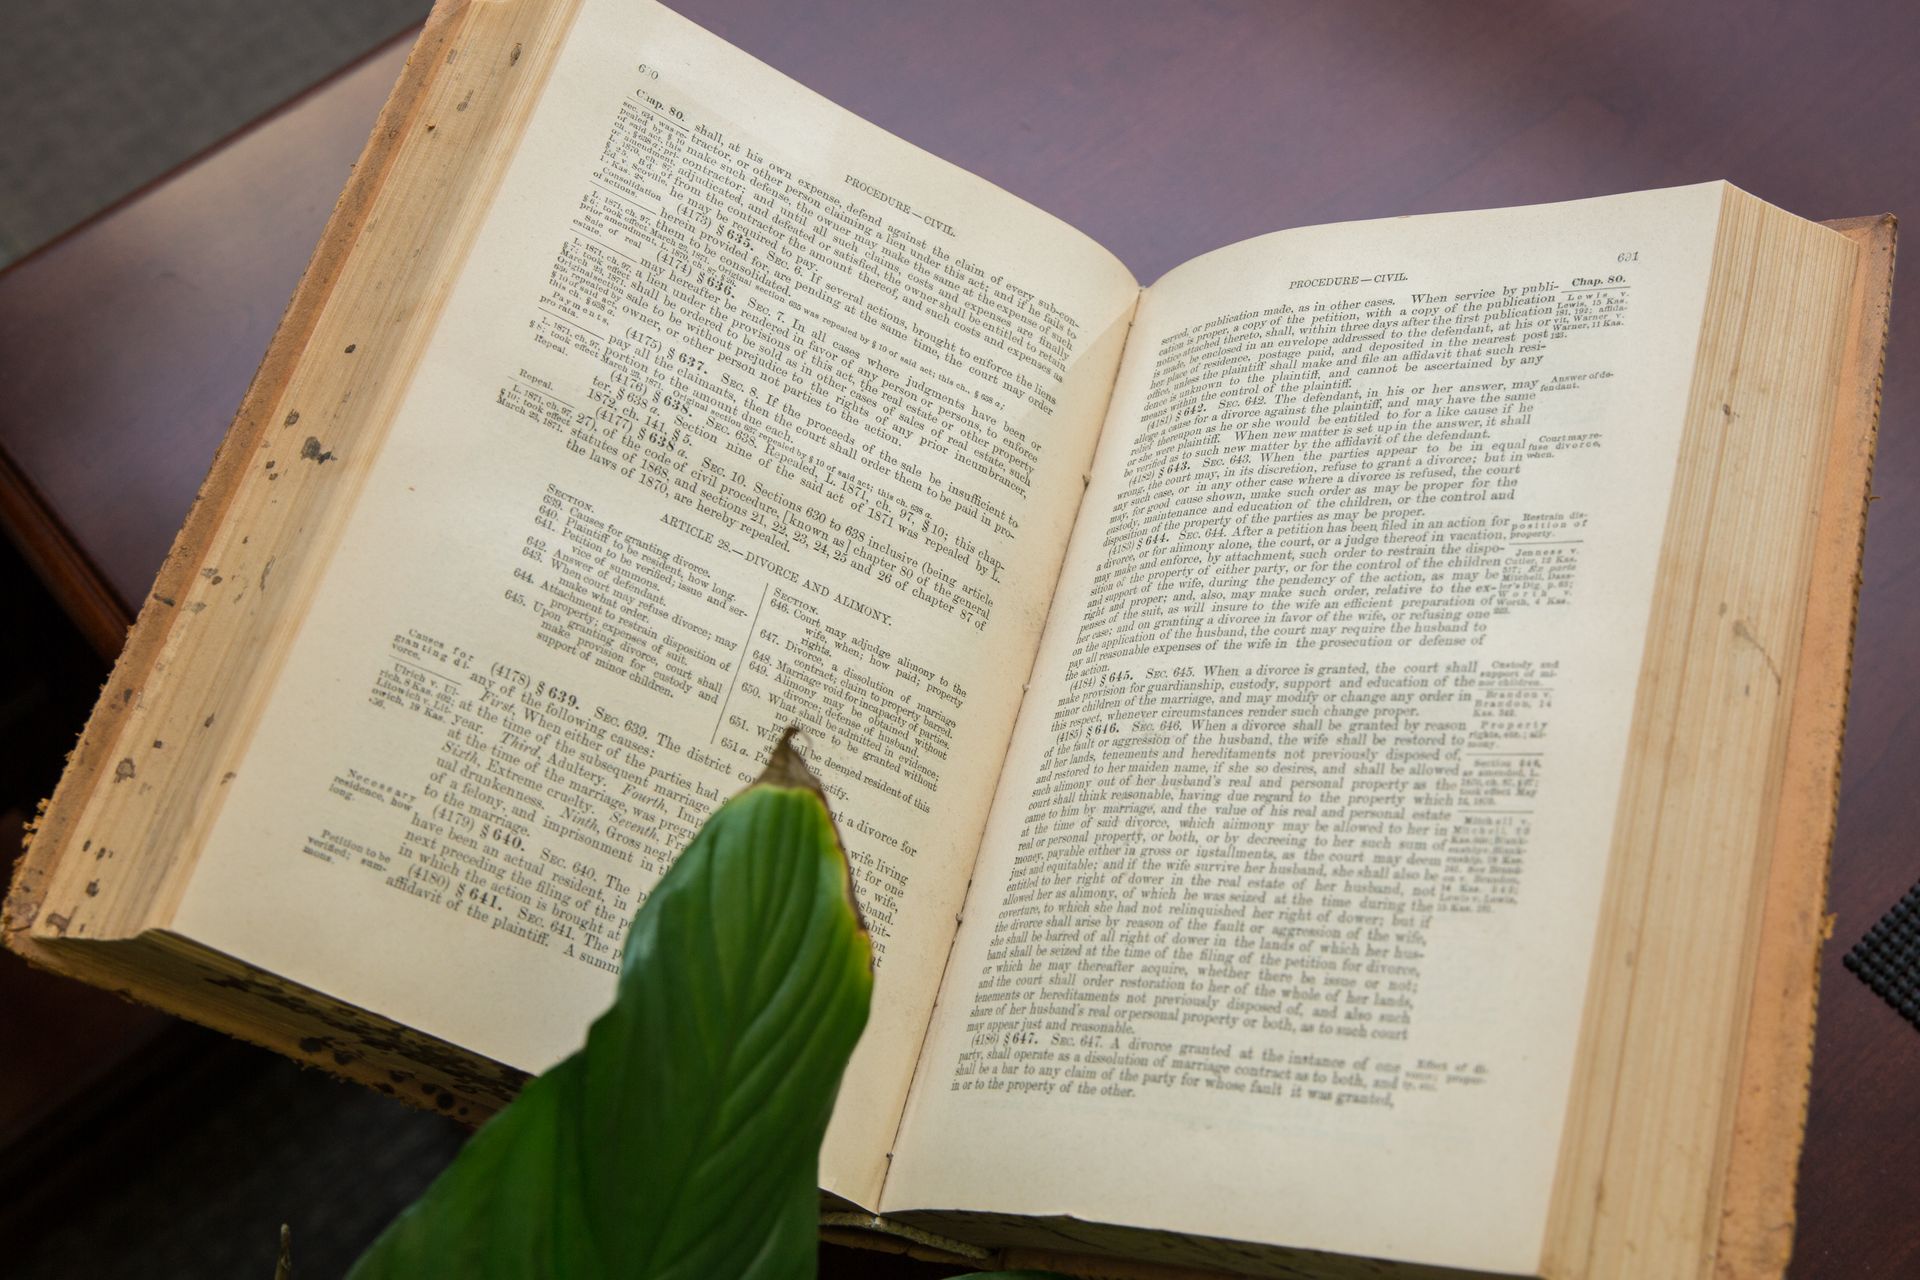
left=1706, top=212, right=1897, bottom=1280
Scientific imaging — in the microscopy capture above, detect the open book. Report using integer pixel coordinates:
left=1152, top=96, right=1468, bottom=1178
left=4, top=1, right=1896, bottom=1276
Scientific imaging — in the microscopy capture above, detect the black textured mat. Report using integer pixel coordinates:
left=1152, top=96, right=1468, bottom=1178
left=1843, top=882, right=1920, bottom=1027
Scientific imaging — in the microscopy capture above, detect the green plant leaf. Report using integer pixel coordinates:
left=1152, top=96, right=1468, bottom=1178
left=348, top=730, right=873, bottom=1280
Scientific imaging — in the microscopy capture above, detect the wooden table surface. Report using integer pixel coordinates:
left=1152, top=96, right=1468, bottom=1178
left=0, top=2, right=1915, bottom=1275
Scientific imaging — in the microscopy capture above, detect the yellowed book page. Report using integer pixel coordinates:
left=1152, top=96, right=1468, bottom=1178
left=887, top=185, right=1729, bottom=1270
left=169, top=0, right=1138, bottom=1207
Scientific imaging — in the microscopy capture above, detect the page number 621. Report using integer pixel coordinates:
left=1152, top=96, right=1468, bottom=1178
left=1616, top=251, right=1640, bottom=262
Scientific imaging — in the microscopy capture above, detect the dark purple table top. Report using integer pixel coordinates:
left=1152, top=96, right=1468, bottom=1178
left=1, top=4, right=1916, bottom=1274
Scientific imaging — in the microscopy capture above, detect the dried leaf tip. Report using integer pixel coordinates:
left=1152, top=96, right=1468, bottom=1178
left=754, top=727, right=869, bottom=938
left=755, top=725, right=824, bottom=795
